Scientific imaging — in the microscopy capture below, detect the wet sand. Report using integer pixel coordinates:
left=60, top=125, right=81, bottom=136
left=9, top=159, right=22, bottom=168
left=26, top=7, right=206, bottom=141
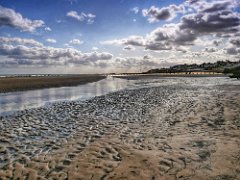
left=0, top=77, right=239, bottom=179
left=0, top=75, right=105, bottom=93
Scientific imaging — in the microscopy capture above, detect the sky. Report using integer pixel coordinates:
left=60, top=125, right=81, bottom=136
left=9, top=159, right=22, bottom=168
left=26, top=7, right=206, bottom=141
left=0, top=0, right=239, bottom=74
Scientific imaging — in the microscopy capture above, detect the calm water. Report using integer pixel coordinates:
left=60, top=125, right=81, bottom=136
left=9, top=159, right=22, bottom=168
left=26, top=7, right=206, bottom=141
left=0, top=76, right=135, bottom=116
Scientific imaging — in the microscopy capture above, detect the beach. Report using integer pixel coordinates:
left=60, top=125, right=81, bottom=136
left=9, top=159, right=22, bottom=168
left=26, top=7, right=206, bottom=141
left=0, top=76, right=239, bottom=179
left=0, top=75, right=105, bottom=93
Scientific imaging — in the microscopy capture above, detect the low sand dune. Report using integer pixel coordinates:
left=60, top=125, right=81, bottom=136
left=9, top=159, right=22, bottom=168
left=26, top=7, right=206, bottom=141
left=0, top=77, right=239, bottom=179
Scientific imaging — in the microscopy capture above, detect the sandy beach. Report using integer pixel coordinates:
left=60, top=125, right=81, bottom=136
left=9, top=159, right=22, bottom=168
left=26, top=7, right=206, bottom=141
left=0, top=75, right=105, bottom=93
left=0, top=77, right=239, bottom=179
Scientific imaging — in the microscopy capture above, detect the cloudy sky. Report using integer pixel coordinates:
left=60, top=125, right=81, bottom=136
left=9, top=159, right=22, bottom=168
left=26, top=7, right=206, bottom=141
left=0, top=0, right=239, bottom=74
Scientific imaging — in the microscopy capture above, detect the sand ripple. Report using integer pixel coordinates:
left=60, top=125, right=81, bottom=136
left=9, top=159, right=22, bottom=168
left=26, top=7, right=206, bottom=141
left=0, top=78, right=240, bottom=179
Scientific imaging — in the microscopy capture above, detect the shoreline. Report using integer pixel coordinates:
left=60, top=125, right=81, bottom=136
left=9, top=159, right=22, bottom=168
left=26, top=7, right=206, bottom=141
left=0, top=74, right=230, bottom=93
left=113, top=73, right=228, bottom=80
left=0, top=74, right=105, bottom=93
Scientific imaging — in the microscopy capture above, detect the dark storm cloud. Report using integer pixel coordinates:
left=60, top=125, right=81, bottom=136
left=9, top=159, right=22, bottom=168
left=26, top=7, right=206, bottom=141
left=212, top=40, right=223, bottom=46
left=204, top=47, right=218, bottom=53
left=225, top=47, right=240, bottom=55
left=180, top=11, right=240, bottom=34
left=202, top=1, right=234, bottom=13
left=230, top=38, right=240, bottom=47
left=181, top=0, right=240, bottom=35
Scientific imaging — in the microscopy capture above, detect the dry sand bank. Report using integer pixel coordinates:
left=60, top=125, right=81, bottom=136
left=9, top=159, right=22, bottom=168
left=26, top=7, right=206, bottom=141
left=0, top=77, right=239, bottom=179
left=0, top=75, right=105, bottom=93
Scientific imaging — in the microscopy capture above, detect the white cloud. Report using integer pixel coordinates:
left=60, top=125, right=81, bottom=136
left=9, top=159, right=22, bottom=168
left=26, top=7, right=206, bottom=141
left=180, top=0, right=240, bottom=35
left=142, top=5, right=185, bottom=23
left=101, top=24, right=196, bottom=51
left=69, top=38, right=83, bottom=45
left=100, top=35, right=145, bottom=46
left=101, top=0, right=239, bottom=59
left=0, top=5, right=45, bottom=32
left=0, top=36, right=43, bottom=47
left=66, top=11, right=96, bottom=24
left=0, top=42, right=113, bottom=67
left=145, top=24, right=197, bottom=50
left=56, top=19, right=63, bottom=23
left=64, top=43, right=73, bottom=48
left=67, top=0, right=78, bottom=4
left=92, top=47, right=99, bottom=50
left=108, top=56, right=163, bottom=70
left=130, top=7, right=139, bottom=14
left=67, top=11, right=84, bottom=21
left=123, top=45, right=135, bottom=51
left=204, top=47, right=218, bottom=53
left=46, top=38, right=57, bottom=43
left=45, top=27, right=52, bottom=32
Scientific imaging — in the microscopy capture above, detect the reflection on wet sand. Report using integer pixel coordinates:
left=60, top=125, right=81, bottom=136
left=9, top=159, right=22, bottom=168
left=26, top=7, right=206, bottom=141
left=0, top=76, right=132, bottom=116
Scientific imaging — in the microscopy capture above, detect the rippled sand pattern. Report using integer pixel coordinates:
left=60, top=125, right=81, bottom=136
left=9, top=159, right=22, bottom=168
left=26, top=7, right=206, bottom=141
left=0, top=77, right=240, bottom=179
